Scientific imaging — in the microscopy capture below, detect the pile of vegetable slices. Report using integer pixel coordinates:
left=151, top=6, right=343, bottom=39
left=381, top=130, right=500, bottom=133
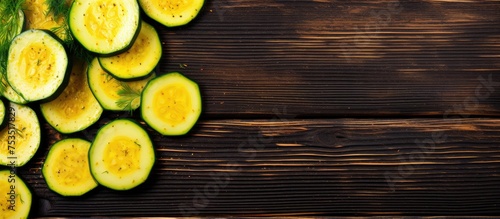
left=1, top=0, right=204, bottom=217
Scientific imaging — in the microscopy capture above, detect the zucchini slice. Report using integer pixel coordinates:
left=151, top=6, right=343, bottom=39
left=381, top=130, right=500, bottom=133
left=0, top=169, right=32, bottom=218
left=68, top=0, right=140, bottom=55
left=89, top=119, right=155, bottom=190
left=139, top=0, right=205, bottom=27
left=141, top=72, right=202, bottom=136
left=40, top=59, right=103, bottom=134
left=98, top=21, right=162, bottom=79
left=23, top=0, right=71, bottom=41
left=7, top=29, right=69, bottom=102
left=0, top=103, right=41, bottom=167
left=88, top=58, right=155, bottom=111
left=42, top=138, right=98, bottom=196
left=0, top=99, right=4, bottom=128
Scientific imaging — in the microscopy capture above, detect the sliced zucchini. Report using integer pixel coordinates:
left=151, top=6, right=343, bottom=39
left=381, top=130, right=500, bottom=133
left=98, top=21, right=162, bottom=79
left=7, top=29, right=69, bottom=102
left=88, top=57, right=155, bottom=111
left=139, top=0, right=205, bottom=27
left=42, top=138, right=98, bottom=196
left=68, top=0, right=140, bottom=55
left=0, top=99, right=4, bottom=128
left=0, top=169, right=32, bottom=218
left=23, top=0, right=71, bottom=41
left=89, top=119, right=155, bottom=190
left=141, top=72, right=202, bottom=136
left=0, top=103, right=41, bottom=167
left=40, top=59, right=103, bottom=134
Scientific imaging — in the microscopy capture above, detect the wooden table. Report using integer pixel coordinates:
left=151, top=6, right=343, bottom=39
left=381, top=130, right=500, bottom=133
left=23, top=0, right=500, bottom=217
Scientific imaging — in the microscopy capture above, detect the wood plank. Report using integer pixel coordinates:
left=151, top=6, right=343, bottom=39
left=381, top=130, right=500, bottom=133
left=22, top=118, right=500, bottom=216
left=154, top=0, right=500, bottom=117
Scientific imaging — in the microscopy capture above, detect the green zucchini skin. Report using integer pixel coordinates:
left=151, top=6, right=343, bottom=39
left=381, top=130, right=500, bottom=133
left=68, top=0, right=141, bottom=56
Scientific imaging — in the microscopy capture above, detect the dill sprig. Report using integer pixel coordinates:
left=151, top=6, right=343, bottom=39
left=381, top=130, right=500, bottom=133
left=67, top=38, right=94, bottom=64
left=46, top=0, right=72, bottom=19
left=0, top=0, right=25, bottom=93
left=0, top=0, right=25, bottom=45
left=116, top=82, right=141, bottom=114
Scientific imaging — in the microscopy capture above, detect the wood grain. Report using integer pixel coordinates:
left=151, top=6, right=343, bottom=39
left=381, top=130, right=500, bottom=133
left=156, top=0, right=500, bottom=117
left=23, top=118, right=500, bottom=216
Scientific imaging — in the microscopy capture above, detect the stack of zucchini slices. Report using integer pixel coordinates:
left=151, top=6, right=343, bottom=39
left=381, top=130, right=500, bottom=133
left=1, top=0, right=205, bottom=216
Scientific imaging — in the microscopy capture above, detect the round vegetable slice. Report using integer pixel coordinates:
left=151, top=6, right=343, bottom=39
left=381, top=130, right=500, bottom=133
left=40, top=59, right=103, bottom=134
left=141, top=72, right=202, bottom=136
left=0, top=169, right=32, bottom=218
left=139, top=0, right=205, bottom=27
left=0, top=99, right=4, bottom=128
left=89, top=119, right=155, bottom=190
left=68, top=0, right=140, bottom=55
left=23, top=0, right=71, bottom=41
left=7, top=29, right=68, bottom=102
left=0, top=103, right=41, bottom=167
left=98, top=21, right=162, bottom=79
left=88, top=57, right=155, bottom=111
left=43, top=138, right=98, bottom=196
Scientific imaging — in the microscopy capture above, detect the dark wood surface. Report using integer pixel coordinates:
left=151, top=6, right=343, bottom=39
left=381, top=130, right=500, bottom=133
left=18, top=0, right=500, bottom=217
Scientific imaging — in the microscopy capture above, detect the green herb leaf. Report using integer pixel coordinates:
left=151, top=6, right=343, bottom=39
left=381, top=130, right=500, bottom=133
left=0, top=0, right=25, bottom=94
left=46, top=0, right=71, bottom=19
left=0, top=0, right=24, bottom=45
left=116, top=82, right=141, bottom=114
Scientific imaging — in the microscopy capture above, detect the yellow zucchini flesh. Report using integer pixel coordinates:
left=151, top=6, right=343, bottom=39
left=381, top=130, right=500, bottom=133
left=69, top=0, right=140, bottom=55
left=89, top=119, right=155, bottom=190
left=139, top=0, right=205, bottom=27
left=42, top=138, right=98, bottom=196
left=0, top=170, right=32, bottom=219
left=7, top=29, right=68, bottom=102
left=98, top=21, right=162, bottom=79
left=141, top=72, right=202, bottom=136
left=23, top=0, right=71, bottom=41
left=40, top=59, right=103, bottom=134
left=0, top=103, right=41, bottom=167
